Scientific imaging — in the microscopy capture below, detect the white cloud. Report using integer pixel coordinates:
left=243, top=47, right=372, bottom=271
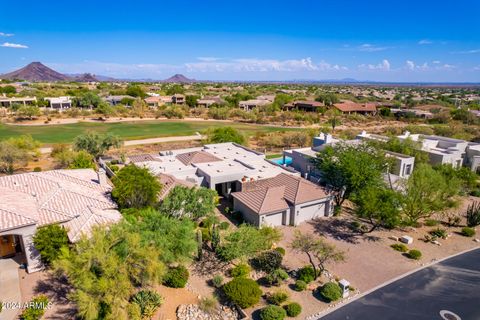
left=418, top=39, right=433, bottom=45
left=0, top=32, right=14, bottom=37
left=358, top=59, right=391, bottom=71
left=196, top=57, right=222, bottom=62
left=406, top=60, right=415, bottom=71
left=358, top=44, right=390, bottom=52
left=404, top=60, right=456, bottom=72
left=451, top=49, right=480, bottom=54
left=474, top=66, right=480, bottom=71
left=0, top=42, right=28, bottom=48
left=185, top=57, right=348, bottom=73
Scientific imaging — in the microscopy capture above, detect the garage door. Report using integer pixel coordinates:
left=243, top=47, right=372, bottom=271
left=261, top=211, right=285, bottom=227
left=296, top=202, right=325, bottom=224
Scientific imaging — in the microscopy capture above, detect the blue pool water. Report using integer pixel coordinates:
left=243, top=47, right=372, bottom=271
left=272, top=156, right=292, bottom=165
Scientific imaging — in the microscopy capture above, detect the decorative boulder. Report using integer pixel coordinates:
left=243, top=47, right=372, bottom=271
left=400, top=235, right=413, bottom=244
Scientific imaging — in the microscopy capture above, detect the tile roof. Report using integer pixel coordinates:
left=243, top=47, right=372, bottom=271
left=0, top=169, right=121, bottom=242
left=157, top=173, right=196, bottom=199
left=334, top=101, right=377, bottom=112
left=128, top=154, right=162, bottom=163
left=232, top=173, right=328, bottom=215
left=176, top=151, right=222, bottom=166
left=232, top=185, right=289, bottom=214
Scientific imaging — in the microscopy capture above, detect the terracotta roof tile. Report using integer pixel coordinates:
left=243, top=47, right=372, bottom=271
left=176, top=151, right=222, bottom=166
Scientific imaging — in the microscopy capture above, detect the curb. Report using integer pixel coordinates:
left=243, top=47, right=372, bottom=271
left=312, top=246, right=480, bottom=319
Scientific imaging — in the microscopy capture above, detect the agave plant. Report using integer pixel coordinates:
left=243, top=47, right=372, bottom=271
left=466, top=201, right=480, bottom=227
left=131, top=290, right=163, bottom=320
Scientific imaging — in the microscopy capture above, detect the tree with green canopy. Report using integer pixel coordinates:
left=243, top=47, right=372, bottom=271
left=313, top=142, right=388, bottom=206
left=111, top=165, right=162, bottom=209
left=73, top=132, right=121, bottom=158
left=159, top=185, right=218, bottom=220
left=207, top=126, right=246, bottom=145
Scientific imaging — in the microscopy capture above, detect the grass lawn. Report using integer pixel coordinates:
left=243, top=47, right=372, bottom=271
left=0, top=120, right=299, bottom=144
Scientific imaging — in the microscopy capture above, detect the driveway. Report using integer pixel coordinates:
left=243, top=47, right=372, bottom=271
left=319, top=248, right=480, bottom=320
left=0, top=259, right=21, bottom=320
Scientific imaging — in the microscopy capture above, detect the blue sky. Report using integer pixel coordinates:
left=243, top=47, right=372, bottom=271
left=1, top=0, right=479, bottom=82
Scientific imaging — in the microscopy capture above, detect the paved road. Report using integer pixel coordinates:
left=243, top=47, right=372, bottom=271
left=39, top=133, right=205, bottom=154
left=320, top=248, right=480, bottom=320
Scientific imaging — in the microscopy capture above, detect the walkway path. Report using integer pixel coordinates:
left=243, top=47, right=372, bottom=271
left=0, top=259, right=21, bottom=320
left=39, top=133, right=205, bottom=154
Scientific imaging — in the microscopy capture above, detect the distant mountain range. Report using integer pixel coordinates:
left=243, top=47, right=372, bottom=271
left=1, top=62, right=479, bottom=86
left=0, top=62, right=196, bottom=83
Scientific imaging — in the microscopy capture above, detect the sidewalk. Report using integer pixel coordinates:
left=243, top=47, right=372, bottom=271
left=0, top=259, right=21, bottom=320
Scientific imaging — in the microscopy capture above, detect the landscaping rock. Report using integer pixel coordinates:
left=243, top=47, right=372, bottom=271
left=400, top=235, right=413, bottom=244
left=388, top=236, right=399, bottom=241
left=177, top=304, right=240, bottom=320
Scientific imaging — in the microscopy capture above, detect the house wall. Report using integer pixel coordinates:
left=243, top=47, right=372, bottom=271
left=233, top=198, right=260, bottom=226
left=0, top=224, right=43, bottom=273
left=292, top=198, right=332, bottom=226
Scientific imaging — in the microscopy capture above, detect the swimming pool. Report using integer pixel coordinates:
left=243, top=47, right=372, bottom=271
left=271, top=156, right=292, bottom=166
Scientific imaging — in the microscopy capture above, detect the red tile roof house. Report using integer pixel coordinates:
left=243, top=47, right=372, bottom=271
left=333, top=100, right=377, bottom=115
left=284, top=100, right=325, bottom=112
left=231, top=173, right=333, bottom=227
left=0, top=169, right=121, bottom=272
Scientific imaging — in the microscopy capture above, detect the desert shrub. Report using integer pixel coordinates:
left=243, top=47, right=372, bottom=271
left=130, top=290, right=163, bottom=320
left=429, top=228, right=448, bottom=239
left=407, top=249, right=422, bottom=260
left=466, top=201, right=480, bottom=227
left=297, top=266, right=316, bottom=284
left=266, top=290, right=289, bottom=305
left=294, top=280, right=307, bottom=292
left=260, top=305, right=287, bottom=320
left=212, top=274, right=224, bottom=288
left=223, top=277, right=262, bottom=308
left=199, top=296, right=218, bottom=314
left=274, top=247, right=286, bottom=256
left=33, top=166, right=42, bottom=172
left=230, top=263, right=251, bottom=278
left=252, top=250, right=283, bottom=272
left=219, top=221, right=230, bottom=230
left=162, top=265, right=189, bottom=288
left=390, top=243, right=408, bottom=253
left=319, top=282, right=342, bottom=302
left=33, top=224, right=69, bottom=265
left=265, top=269, right=289, bottom=286
left=424, top=219, right=439, bottom=227
left=461, top=227, right=476, bottom=237
left=20, top=295, right=49, bottom=320
left=284, top=302, right=302, bottom=317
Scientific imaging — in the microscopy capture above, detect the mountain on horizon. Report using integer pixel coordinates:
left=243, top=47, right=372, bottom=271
left=163, top=74, right=195, bottom=83
left=0, top=62, right=71, bottom=82
left=73, top=73, right=99, bottom=82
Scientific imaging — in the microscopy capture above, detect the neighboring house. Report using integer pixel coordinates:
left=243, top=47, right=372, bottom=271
left=283, top=132, right=415, bottom=186
left=232, top=173, right=332, bottom=227
left=333, top=101, right=377, bottom=115
left=0, top=169, right=121, bottom=273
left=284, top=100, right=324, bottom=112
left=104, top=95, right=135, bottom=105
left=197, top=96, right=224, bottom=108
left=172, top=94, right=185, bottom=105
left=239, top=99, right=271, bottom=111
left=144, top=96, right=173, bottom=108
left=127, top=143, right=332, bottom=227
left=390, top=108, right=433, bottom=119
left=0, top=96, right=37, bottom=107
left=358, top=130, right=480, bottom=172
left=45, top=96, right=72, bottom=110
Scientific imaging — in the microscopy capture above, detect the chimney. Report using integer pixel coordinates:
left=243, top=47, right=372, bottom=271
left=97, top=168, right=108, bottom=186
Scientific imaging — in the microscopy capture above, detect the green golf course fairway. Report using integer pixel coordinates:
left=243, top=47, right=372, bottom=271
left=0, top=120, right=299, bottom=144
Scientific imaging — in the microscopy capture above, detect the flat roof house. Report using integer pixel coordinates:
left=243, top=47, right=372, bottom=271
left=144, top=96, right=173, bottom=108
left=104, top=95, right=135, bottom=106
left=0, top=96, right=37, bottom=107
left=0, top=169, right=121, bottom=272
left=172, top=94, right=185, bottom=105
left=197, top=96, right=224, bottom=108
left=45, top=96, right=72, bottom=110
left=239, top=99, right=271, bottom=111
left=284, top=100, right=324, bottom=112
left=128, top=142, right=332, bottom=226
